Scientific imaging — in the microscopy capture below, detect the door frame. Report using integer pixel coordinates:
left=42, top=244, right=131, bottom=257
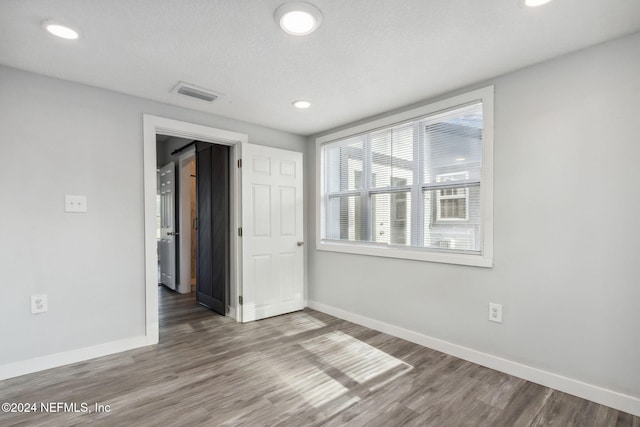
left=143, top=115, right=246, bottom=344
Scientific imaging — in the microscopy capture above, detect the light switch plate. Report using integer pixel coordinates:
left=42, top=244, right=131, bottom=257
left=65, top=195, right=87, bottom=213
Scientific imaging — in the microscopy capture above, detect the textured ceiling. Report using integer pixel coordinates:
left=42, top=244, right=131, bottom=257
left=1, top=0, right=639, bottom=136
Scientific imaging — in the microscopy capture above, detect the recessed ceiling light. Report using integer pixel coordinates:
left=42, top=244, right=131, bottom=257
left=455, top=157, right=466, bottom=161
left=42, top=20, right=80, bottom=40
left=520, top=0, right=553, bottom=7
left=292, top=100, right=311, bottom=109
left=274, top=3, right=323, bottom=36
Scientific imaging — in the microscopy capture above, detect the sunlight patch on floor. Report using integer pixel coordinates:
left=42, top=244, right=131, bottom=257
left=273, top=363, right=353, bottom=408
left=301, top=331, right=413, bottom=385
left=276, top=313, right=327, bottom=337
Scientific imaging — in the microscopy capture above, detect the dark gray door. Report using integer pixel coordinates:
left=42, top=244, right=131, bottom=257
left=195, top=142, right=229, bottom=315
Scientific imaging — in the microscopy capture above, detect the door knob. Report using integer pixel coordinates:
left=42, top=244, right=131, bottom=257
left=297, top=241, right=304, bottom=246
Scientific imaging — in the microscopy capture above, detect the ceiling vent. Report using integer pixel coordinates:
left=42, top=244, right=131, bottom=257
left=172, top=82, right=220, bottom=103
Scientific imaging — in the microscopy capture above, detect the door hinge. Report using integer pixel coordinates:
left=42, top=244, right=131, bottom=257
left=238, top=227, right=243, bottom=237
left=237, top=159, right=242, bottom=168
left=239, top=296, right=243, bottom=305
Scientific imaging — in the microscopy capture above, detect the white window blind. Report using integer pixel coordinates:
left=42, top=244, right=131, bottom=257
left=321, top=101, right=485, bottom=256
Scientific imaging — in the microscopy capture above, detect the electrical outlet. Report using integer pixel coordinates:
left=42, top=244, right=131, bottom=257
left=31, top=294, right=48, bottom=314
left=489, top=302, right=503, bottom=323
left=65, top=195, right=87, bottom=213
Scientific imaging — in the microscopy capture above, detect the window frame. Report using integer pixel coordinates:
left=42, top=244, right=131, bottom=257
left=315, top=86, right=494, bottom=267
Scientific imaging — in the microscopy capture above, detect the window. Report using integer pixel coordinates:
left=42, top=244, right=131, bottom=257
left=317, top=87, right=493, bottom=267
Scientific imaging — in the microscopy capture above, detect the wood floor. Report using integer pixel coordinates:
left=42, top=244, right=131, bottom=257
left=1, top=287, right=638, bottom=427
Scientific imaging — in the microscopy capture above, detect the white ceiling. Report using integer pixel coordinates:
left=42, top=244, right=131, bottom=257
left=1, top=0, right=639, bottom=136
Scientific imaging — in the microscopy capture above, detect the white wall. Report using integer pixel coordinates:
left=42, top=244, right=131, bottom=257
left=308, top=32, right=640, bottom=400
left=0, top=66, right=307, bottom=365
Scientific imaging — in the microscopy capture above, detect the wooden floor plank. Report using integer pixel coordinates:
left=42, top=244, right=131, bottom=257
left=0, top=286, right=637, bottom=426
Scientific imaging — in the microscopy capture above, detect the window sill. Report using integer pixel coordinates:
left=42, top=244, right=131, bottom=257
left=317, top=240, right=493, bottom=268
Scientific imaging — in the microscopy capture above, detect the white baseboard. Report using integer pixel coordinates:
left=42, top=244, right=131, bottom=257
left=0, top=335, right=155, bottom=381
left=307, top=300, right=640, bottom=417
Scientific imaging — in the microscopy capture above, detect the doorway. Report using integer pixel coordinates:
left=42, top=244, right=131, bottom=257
left=143, top=115, right=246, bottom=344
left=156, top=135, right=194, bottom=294
left=156, top=137, right=230, bottom=316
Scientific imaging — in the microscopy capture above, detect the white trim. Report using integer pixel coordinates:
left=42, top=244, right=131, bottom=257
left=315, top=86, right=494, bottom=268
left=143, top=115, right=247, bottom=339
left=307, top=300, right=640, bottom=417
left=316, top=240, right=492, bottom=267
left=0, top=335, right=153, bottom=381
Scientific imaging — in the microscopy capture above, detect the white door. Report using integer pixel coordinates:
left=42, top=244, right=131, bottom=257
left=159, top=162, right=177, bottom=290
left=241, top=144, right=304, bottom=322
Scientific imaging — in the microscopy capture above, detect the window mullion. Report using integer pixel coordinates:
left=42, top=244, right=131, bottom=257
left=327, top=190, right=361, bottom=198
left=323, top=146, right=329, bottom=239
left=339, top=145, right=350, bottom=239
left=413, top=122, right=424, bottom=247
left=361, top=135, right=372, bottom=242
left=369, top=185, right=412, bottom=195
left=422, top=180, right=480, bottom=191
